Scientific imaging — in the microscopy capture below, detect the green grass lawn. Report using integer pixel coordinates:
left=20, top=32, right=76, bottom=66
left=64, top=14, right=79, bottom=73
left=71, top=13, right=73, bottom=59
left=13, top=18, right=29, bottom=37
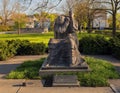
left=0, top=32, right=107, bottom=45
left=0, top=32, right=54, bottom=45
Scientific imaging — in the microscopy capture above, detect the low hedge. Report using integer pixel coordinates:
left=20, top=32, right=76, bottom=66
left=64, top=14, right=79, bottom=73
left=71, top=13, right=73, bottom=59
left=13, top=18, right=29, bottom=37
left=17, top=42, right=46, bottom=55
left=0, top=41, right=17, bottom=60
left=79, top=34, right=120, bottom=59
left=0, top=40, right=46, bottom=61
left=79, top=35, right=110, bottom=55
left=109, top=34, right=120, bottom=59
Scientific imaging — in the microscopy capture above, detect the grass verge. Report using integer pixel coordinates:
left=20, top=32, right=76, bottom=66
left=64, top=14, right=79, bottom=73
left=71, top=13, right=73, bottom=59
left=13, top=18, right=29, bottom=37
left=77, top=57, right=120, bottom=87
left=6, top=58, right=45, bottom=79
left=6, top=57, right=120, bottom=87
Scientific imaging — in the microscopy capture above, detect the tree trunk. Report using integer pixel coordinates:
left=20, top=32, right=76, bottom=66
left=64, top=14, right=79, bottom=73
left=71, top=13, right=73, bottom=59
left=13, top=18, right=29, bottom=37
left=112, top=13, right=116, bottom=36
left=78, top=22, right=82, bottom=32
left=87, top=17, right=91, bottom=33
left=3, top=15, right=7, bottom=26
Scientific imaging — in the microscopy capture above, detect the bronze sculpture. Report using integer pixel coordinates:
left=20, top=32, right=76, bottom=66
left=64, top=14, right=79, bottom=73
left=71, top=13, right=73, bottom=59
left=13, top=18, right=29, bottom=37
left=45, top=10, right=84, bottom=67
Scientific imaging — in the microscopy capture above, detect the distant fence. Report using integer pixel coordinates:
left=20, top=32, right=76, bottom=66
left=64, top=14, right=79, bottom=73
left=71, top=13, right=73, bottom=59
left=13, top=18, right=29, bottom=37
left=0, top=28, right=45, bottom=34
left=20, top=28, right=44, bottom=34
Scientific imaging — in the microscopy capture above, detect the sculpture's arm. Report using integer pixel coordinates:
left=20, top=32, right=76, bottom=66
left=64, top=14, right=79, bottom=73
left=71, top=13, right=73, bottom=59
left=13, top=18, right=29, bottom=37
left=69, top=10, right=78, bottom=32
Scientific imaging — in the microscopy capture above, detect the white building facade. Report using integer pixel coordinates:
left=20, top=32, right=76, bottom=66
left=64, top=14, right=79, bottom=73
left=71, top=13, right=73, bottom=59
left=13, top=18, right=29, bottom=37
left=93, top=10, right=108, bottom=29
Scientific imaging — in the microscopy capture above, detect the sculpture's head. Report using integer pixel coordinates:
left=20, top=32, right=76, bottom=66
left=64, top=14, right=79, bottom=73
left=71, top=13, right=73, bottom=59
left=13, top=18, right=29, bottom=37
left=54, top=15, right=70, bottom=38
left=55, top=15, right=66, bottom=25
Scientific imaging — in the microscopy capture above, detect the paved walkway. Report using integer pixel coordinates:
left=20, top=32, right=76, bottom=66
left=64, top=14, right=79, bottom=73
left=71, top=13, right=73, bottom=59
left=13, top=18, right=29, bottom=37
left=0, top=55, right=120, bottom=93
left=0, top=79, right=113, bottom=93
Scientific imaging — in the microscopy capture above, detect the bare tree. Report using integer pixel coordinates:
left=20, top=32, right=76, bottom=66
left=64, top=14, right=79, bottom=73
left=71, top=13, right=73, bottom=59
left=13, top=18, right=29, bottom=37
left=74, top=2, right=88, bottom=31
left=15, top=0, right=33, bottom=34
left=106, top=0, right=120, bottom=36
left=84, top=0, right=94, bottom=33
left=0, top=0, right=18, bottom=25
left=94, top=0, right=120, bottom=36
left=0, top=0, right=57, bottom=25
left=61, top=0, right=80, bottom=15
left=61, top=0, right=100, bottom=33
left=73, top=0, right=98, bottom=33
left=31, top=0, right=63, bottom=13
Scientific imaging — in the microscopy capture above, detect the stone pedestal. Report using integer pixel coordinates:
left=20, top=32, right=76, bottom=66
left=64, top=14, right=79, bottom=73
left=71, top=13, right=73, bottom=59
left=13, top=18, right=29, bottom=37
left=53, top=75, right=79, bottom=87
left=39, top=59, right=90, bottom=76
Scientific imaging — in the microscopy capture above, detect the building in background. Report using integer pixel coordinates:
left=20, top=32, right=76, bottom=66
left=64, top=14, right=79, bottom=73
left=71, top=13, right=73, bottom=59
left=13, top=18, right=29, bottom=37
left=92, top=10, right=109, bottom=30
left=26, top=15, right=38, bottom=28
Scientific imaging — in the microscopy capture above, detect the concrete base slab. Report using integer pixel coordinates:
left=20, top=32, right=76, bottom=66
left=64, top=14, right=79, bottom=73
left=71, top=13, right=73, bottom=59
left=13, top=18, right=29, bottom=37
left=0, top=79, right=114, bottom=93
left=19, top=87, right=113, bottom=93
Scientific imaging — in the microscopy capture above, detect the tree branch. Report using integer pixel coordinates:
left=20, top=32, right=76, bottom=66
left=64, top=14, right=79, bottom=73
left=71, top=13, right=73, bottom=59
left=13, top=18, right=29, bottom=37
left=33, top=0, right=62, bottom=11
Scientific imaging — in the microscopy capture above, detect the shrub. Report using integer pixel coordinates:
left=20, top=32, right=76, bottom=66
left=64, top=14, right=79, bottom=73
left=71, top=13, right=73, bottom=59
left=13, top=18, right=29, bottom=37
left=7, top=71, right=25, bottom=79
left=0, top=39, right=46, bottom=61
left=109, top=36, right=120, bottom=59
left=16, top=42, right=46, bottom=55
left=79, top=35, right=110, bottom=55
left=0, top=41, right=17, bottom=60
left=29, top=43, right=46, bottom=55
left=0, top=41, right=8, bottom=60
left=16, top=40, right=31, bottom=55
